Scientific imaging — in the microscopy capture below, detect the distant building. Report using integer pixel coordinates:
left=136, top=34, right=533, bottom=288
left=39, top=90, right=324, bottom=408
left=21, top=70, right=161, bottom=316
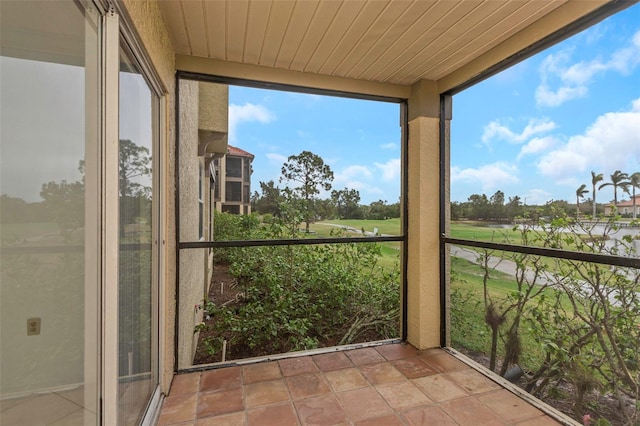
left=604, top=195, right=640, bottom=216
left=213, top=145, right=254, bottom=214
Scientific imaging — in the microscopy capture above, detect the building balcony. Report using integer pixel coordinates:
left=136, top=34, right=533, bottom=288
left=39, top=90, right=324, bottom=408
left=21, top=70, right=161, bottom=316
left=157, top=343, right=574, bottom=426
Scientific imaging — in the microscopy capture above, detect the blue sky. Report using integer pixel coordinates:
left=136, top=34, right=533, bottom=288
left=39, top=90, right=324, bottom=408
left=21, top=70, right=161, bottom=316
left=229, top=88, right=401, bottom=205
left=230, top=4, right=639, bottom=206
left=451, top=4, right=640, bottom=204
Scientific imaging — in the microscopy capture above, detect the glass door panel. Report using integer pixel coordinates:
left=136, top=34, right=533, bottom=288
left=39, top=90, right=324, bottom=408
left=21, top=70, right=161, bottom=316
left=117, top=41, right=158, bottom=425
left=0, top=1, right=99, bottom=425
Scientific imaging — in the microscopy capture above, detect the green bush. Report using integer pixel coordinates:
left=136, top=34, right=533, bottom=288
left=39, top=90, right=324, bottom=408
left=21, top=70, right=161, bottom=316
left=199, top=212, right=400, bottom=358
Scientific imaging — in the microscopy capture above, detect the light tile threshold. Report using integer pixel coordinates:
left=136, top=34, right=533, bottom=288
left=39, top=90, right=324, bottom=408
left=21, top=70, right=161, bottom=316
left=158, top=343, right=579, bottom=426
left=0, top=386, right=93, bottom=426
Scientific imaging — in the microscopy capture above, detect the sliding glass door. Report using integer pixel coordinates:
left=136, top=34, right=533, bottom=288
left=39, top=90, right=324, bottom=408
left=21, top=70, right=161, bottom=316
left=117, top=40, right=160, bottom=425
left=0, top=2, right=100, bottom=424
left=1, top=2, right=163, bottom=424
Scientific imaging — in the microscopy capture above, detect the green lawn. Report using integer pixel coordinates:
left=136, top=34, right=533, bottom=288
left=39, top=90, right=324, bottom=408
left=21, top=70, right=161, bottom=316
left=311, top=219, right=402, bottom=272
left=0, top=222, right=60, bottom=245
left=450, top=255, right=552, bottom=369
left=314, top=218, right=401, bottom=236
left=450, top=222, right=522, bottom=243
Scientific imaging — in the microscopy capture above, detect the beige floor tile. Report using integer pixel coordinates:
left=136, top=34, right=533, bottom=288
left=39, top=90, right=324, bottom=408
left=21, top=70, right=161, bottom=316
left=245, top=379, right=290, bottom=408
left=294, top=394, right=348, bottom=425
left=242, top=362, right=282, bottom=384
left=0, top=393, right=80, bottom=426
left=375, top=381, right=432, bottom=410
left=354, top=414, right=405, bottom=426
left=312, top=352, right=353, bottom=372
left=336, top=387, right=393, bottom=422
left=157, top=393, right=198, bottom=425
left=412, top=374, right=468, bottom=402
left=286, top=373, right=331, bottom=400
left=440, top=396, right=506, bottom=426
left=403, top=405, right=458, bottom=426
left=345, top=348, right=386, bottom=366
left=279, top=357, right=319, bottom=377
left=197, top=388, right=243, bottom=419
left=200, top=367, right=241, bottom=392
left=247, top=403, right=299, bottom=426
left=392, top=358, right=438, bottom=379
left=445, top=368, right=502, bottom=395
left=324, top=368, right=369, bottom=392
left=477, top=389, right=544, bottom=423
left=359, top=362, right=406, bottom=385
left=375, top=343, right=418, bottom=361
left=196, top=411, right=245, bottom=426
left=170, top=372, right=201, bottom=396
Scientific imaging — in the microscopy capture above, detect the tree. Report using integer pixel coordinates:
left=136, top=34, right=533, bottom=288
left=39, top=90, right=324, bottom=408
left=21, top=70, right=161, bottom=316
left=504, top=196, right=522, bottom=221
left=590, top=171, right=603, bottom=218
left=467, top=194, right=490, bottom=220
left=119, top=139, right=151, bottom=199
left=280, top=151, right=334, bottom=233
left=40, top=179, right=84, bottom=242
left=575, top=184, right=588, bottom=219
left=118, top=139, right=152, bottom=237
left=630, top=172, right=640, bottom=220
left=331, top=188, right=361, bottom=219
left=254, top=180, right=282, bottom=216
left=489, top=190, right=505, bottom=221
left=598, top=170, right=629, bottom=210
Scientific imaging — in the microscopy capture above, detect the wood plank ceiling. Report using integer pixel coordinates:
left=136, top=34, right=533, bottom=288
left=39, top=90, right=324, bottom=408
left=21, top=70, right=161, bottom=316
left=159, top=0, right=604, bottom=88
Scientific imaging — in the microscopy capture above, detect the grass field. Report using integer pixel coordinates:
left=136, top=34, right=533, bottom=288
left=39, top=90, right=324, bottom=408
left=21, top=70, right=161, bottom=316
left=309, top=219, right=570, bottom=369
left=0, top=222, right=60, bottom=245
left=313, top=218, right=401, bottom=236
left=450, top=255, right=558, bottom=370
left=313, top=219, right=402, bottom=271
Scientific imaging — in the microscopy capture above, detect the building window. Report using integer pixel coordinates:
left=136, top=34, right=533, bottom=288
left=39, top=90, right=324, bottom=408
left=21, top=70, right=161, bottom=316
left=225, top=181, right=242, bottom=202
left=243, top=158, right=251, bottom=182
left=226, top=157, right=242, bottom=178
left=243, top=185, right=250, bottom=204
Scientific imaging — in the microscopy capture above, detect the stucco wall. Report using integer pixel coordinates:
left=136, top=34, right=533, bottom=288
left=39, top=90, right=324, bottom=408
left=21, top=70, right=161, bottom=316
left=405, top=80, right=442, bottom=350
left=178, top=80, right=207, bottom=368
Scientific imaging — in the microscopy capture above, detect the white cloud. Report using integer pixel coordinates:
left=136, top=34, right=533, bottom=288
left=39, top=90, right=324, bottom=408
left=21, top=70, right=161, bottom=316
left=374, top=158, right=401, bottom=181
left=451, top=162, right=519, bottom=192
left=482, top=118, right=557, bottom=145
left=334, top=165, right=373, bottom=183
left=266, top=152, right=287, bottom=165
left=380, top=142, right=398, bottom=150
left=535, top=84, right=587, bottom=108
left=536, top=30, right=640, bottom=107
left=517, top=136, right=558, bottom=160
left=536, top=98, right=640, bottom=182
left=332, top=164, right=390, bottom=201
left=229, top=103, right=275, bottom=142
left=523, top=189, right=552, bottom=205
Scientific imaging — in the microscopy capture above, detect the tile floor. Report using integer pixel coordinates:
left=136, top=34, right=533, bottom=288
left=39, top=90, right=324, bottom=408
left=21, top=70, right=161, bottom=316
left=157, top=344, right=571, bottom=426
left=0, top=386, right=92, bottom=426
left=0, top=377, right=151, bottom=425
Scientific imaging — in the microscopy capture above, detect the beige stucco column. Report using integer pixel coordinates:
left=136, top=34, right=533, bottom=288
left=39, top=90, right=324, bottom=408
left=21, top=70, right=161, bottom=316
left=405, top=80, right=450, bottom=349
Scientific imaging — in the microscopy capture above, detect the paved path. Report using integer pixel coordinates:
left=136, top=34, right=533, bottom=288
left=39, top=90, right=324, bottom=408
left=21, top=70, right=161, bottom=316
left=449, top=245, right=555, bottom=286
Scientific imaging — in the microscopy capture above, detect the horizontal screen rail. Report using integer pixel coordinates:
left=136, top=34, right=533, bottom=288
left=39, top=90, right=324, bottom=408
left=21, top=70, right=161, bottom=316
left=444, top=237, right=640, bottom=269
left=179, top=236, right=404, bottom=250
left=0, top=243, right=151, bottom=255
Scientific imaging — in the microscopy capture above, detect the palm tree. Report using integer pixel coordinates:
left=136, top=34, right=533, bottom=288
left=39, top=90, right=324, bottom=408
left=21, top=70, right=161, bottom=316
left=598, top=170, right=630, bottom=212
left=590, top=171, right=603, bottom=218
left=630, top=172, right=640, bottom=220
left=576, top=184, right=588, bottom=219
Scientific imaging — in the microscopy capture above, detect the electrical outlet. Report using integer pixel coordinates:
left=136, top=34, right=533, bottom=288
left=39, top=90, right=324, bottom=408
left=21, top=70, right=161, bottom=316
left=27, top=318, right=41, bottom=336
